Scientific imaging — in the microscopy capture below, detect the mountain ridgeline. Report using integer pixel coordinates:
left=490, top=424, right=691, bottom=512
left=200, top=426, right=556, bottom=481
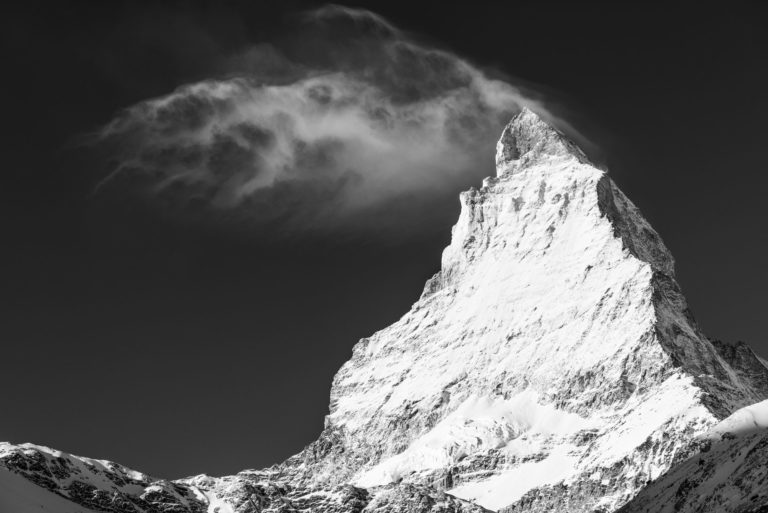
left=3, top=109, right=767, bottom=513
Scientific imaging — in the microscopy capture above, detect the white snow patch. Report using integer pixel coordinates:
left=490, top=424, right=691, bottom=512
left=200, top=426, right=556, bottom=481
left=355, top=391, right=592, bottom=487
left=449, top=447, right=578, bottom=510
left=202, top=489, right=235, bottom=513
left=586, top=374, right=712, bottom=470
left=706, top=398, right=768, bottom=438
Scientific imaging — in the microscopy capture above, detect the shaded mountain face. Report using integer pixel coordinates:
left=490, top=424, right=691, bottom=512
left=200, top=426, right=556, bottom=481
left=2, top=109, right=767, bottom=513
left=618, top=399, right=768, bottom=513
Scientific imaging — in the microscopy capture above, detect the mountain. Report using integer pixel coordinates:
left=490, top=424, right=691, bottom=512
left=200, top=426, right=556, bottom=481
left=3, top=108, right=767, bottom=513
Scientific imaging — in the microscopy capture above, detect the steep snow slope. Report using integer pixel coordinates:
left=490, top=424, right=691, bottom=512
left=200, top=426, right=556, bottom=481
left=2, top=108, right=767, bottom=513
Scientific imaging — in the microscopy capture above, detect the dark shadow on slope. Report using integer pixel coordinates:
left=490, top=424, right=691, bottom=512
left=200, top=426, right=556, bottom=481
left=617, top=431, right=768, bottom=513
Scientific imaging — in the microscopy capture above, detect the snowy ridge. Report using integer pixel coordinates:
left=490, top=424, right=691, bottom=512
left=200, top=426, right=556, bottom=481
left=2, top=108, right=768, bottom=513
left=705, top=399, right=768, bottom=438
left=0, top=442, right=208, bottom=512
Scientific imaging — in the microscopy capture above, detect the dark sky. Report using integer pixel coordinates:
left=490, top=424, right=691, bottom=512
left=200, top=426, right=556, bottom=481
left=2, top=0, right=767, bottom=479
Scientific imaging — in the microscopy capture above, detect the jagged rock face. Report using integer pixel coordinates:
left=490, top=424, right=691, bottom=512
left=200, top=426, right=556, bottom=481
left=286, top=108, right=768, bottom=511
left=711, top=340, right=768, bottom=399
left=2, top=109, right=767, bottom=513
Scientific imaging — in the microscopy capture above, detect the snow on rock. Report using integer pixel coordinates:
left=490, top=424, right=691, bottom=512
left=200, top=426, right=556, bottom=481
left=618, top=427, right=768, bottom=513
left=2, top=108, right=768, bottom=513
left=0, top=466, right=92, bottom=513
left=0, top=442, right=208, bottom=513
left=285, top=108, right=768, bottom=511
left=449, top=446, right=578, bottom=510
left=355, top=391, right=595, bottom=488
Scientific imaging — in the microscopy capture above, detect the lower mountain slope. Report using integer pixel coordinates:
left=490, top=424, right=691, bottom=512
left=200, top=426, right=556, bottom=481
left=0, top=442, right=488, bottom=513
left=618, top=399, right=768, bottom=513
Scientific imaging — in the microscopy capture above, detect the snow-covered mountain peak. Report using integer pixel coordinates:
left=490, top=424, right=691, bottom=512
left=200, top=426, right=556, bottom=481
left=2, top=110, right=768, bottom=513
left=287, top=109, right=768, bottom=510
left=495, top=107, right=588, bottom=175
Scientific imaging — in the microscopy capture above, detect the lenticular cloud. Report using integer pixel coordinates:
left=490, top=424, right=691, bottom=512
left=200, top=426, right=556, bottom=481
left=94, top=6, right=536, bottom=238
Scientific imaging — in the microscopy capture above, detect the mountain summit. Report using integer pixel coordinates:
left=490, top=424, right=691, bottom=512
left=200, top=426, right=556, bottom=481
left=495, top=107, right=588, bottom=171
left=3, top=109, right=768, bottom=513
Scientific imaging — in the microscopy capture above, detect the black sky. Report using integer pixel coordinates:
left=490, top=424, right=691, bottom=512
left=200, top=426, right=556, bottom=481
left=2, top=0, right=767, bottom=479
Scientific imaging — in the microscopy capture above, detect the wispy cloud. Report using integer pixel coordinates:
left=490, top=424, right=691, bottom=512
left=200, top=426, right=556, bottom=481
left=93, top=5, right=554, bottom=239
